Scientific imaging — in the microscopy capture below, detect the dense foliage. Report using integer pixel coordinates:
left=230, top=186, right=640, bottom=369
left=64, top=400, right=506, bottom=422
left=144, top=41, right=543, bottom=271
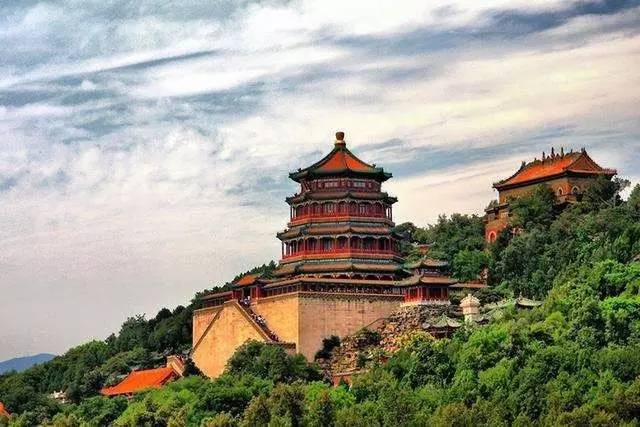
left=0, top=263, right=276, bottom=422
left=1, top=182, right=639, bottom=426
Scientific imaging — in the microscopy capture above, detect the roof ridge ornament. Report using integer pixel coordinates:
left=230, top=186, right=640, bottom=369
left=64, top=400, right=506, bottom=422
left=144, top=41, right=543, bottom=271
left=335, top=131, right=346, bottom=147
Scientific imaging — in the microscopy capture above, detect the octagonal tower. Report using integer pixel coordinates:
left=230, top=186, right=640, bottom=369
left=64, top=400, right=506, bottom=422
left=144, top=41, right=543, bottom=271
left=275, top=132, right=405, bottom=280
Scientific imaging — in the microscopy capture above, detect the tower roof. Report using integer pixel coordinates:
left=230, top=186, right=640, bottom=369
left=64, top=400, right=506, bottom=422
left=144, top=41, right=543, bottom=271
left=289, top=132, right=392, bottom=183
left=494, top=148, right=616, bottom=190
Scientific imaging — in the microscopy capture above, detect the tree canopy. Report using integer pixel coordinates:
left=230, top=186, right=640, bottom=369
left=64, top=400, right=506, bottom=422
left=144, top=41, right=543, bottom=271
left=2, top=183, right=640, bottom=426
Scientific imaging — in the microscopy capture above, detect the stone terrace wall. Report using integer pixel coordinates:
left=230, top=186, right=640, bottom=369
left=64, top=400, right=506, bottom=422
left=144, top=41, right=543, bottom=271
left=192, top=303, right=267, bottom=378
left=298, top=293, right=403, bottom=362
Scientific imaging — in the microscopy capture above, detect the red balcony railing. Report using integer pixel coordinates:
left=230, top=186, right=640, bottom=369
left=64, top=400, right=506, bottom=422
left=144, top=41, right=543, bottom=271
left=282, top=248, right=398, bottom=260
left=290, top=212, right=391, bottom=223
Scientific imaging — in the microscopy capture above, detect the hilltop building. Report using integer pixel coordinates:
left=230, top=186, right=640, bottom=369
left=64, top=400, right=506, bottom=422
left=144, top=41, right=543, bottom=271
left=100, top=356, right=185, bottom=397
left=484, top=148, right=616, bottom=242
left=192, top=132, right=458, bottom=378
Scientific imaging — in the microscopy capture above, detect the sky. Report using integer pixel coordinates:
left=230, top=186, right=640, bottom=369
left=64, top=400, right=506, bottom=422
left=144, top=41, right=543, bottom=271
left=0, top=0, right=639, bottom=360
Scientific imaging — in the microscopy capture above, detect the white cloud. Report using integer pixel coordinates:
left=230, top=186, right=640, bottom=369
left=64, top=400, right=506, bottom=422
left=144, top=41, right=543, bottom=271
left=0, top=0, right=638, bottom=359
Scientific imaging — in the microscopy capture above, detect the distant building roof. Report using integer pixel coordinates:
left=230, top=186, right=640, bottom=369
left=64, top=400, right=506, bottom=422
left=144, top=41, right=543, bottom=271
left=494, top=149, right=616, bottom=190
left=289, top=132, right=391, bottom=182
left=0, top=402, right=11, bottom=418
left=100, top=367, right=176, bottom=397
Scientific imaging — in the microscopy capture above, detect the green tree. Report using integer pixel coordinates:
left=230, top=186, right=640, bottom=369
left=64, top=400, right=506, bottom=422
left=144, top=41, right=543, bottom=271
left=226, top=341, right=320, bottom=383
left=412, top=214, right=485, bottom=262
left=581, top=176, right=630, bottom=211
left=452, top=249, right=489, bottom=282
left=509, top=184, right=556, bottom=229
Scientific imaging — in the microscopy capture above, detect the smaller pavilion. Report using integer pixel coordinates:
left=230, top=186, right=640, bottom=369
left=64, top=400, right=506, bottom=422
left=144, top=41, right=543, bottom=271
left=402, top=245, right=457, bottom=305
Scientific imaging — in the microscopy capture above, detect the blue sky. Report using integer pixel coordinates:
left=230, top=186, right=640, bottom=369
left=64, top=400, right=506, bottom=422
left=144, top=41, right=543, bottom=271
left=0, top=0, right=639, bottom=359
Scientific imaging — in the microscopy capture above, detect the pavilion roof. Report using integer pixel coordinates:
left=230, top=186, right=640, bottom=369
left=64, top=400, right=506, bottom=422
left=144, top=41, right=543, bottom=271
left=515, top=296, right=543, bottom=307
left=234, top=273, right=262, bottom=287
left=423, top=315, right=462, bottom=329
left=450, top=281, right=489, bottom=289
left=289, top=132, right=391, bottom=183
left=419, top=276, right=458, bottom=285
left=100, top=367, right=176, bottom=397
left=494, top=149, right=616, bottom=190
left=405, top=257, right=449, bottom=269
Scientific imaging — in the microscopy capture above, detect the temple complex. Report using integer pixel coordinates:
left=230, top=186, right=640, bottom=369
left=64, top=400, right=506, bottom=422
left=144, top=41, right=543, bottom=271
left=192, top=132, right=457, bottom=378
left=485, top=148, right=616, bottom=242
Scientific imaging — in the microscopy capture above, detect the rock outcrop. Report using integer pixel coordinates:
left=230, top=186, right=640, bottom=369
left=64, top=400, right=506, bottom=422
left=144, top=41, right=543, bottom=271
left=325, top=303, right=461, bottom=378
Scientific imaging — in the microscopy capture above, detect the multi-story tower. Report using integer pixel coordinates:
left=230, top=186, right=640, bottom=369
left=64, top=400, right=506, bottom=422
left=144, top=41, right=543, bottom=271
left=275, top=131, right=404, bottom=280
left=191, top=132, right=456, bottom=378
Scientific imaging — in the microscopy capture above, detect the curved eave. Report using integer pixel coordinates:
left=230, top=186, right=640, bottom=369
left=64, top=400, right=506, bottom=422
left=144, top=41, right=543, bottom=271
left=279, top=252, right=405, bottom=265
left=277, top=225, right=393, bottom=240
left=286, top=216, right=395, bottom=228
left=493, top=168, right=616, bottom=191
left=289, top=169, right=392, bottom=183
left=286, top=191, right=397, bottom=204
left=273, top=262, right=405, bottom=277
left=263, top=276, right=409, bottom=288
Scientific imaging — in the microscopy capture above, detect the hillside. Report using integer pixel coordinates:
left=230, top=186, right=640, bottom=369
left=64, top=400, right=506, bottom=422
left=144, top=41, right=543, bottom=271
left=0, top=354, right=56, bottom=375
left=1, top=178, right=639, bottom=426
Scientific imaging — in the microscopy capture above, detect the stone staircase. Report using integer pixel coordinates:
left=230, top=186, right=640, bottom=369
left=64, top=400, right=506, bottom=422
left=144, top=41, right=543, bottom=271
left=237, top=301, right=281, bottom=342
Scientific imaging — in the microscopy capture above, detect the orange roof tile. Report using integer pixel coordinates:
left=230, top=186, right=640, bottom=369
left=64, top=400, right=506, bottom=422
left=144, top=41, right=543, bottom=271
left=235, top=273, right=262, bottom=287
left=100, top=367, right=176, bottom=396
left=290, top=133, right=391, bottom=182
left=315, top=147, right=375, bottom=173
left=495, top=150, right=615, bottom=189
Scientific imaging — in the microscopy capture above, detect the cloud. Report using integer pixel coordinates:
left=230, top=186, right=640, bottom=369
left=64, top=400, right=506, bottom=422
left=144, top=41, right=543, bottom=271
left=0, top=0, right=638, bottom=359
